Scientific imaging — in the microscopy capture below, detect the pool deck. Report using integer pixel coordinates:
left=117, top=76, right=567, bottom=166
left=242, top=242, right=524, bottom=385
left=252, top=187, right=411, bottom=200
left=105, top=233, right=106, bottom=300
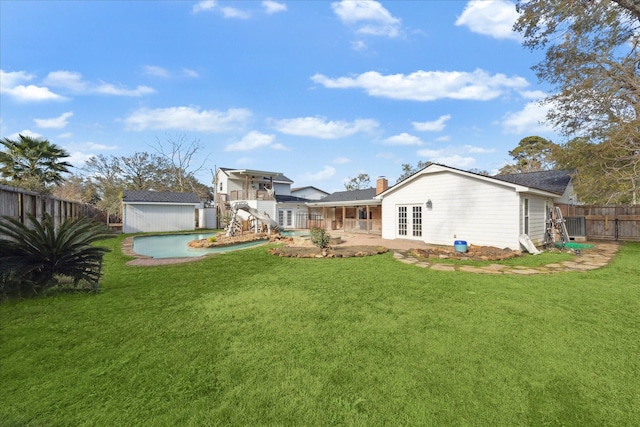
left=121, top=232, right=620, bottom=273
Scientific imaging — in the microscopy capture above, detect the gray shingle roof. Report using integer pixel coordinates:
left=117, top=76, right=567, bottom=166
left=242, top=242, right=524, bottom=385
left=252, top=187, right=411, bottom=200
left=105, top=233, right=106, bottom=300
left=276, top=194, right=311, bottom=203
left=493, top=169, right=574, bottom=195
left=319, top=188, right=377, bottom=203
left=122, top=190, right=200, bottom=203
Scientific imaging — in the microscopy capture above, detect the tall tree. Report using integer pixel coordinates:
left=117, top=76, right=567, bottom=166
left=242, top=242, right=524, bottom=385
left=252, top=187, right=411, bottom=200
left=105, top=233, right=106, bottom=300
left=514, top=0, right=639, bottom=203
left=0, top=134, right=72, bottom=192
left=153, top=133, right=209, bottom=194
left=344, top=173, right=371, bottom=191
left=498, top=136, right=558, bottom=174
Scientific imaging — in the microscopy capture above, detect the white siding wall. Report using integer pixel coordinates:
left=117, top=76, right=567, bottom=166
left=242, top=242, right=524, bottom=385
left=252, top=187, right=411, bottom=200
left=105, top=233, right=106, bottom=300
left=381, top=172, right=522, bottom=250
left=274, top=182, right=290, bottom=196
left=123, top=204, right=196, bottom=233
left=522, top=196, right=552, bottom=246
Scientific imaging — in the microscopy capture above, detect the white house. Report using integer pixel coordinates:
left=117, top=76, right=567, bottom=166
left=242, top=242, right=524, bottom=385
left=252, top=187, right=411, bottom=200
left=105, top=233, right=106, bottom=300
left=215, top=167, right=322, bottom=229
left=122, top=190, right=201, bottom=233
left=291, top=186, right=330, bottom=201
left=376, top=164, right=570, bottom=250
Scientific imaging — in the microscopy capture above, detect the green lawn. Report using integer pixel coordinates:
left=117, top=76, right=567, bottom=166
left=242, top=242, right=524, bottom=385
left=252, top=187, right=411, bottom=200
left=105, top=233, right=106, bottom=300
left=1, top=237, right=639, bottom=426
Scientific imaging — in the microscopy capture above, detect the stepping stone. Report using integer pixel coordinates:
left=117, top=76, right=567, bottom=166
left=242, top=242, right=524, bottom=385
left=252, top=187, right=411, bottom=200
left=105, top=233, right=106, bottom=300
left=430, top=264, right=456, bottom=272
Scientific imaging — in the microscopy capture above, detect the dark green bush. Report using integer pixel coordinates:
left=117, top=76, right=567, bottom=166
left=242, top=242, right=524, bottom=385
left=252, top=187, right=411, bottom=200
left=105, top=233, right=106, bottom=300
left=309, top=227, right=330, bottom=249
left=0, top=213, right=113, bottom=298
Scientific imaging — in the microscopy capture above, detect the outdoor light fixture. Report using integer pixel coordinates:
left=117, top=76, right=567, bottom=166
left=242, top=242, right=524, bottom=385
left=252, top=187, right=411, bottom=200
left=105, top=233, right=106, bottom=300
left=426, top=199, right=433, bottom=209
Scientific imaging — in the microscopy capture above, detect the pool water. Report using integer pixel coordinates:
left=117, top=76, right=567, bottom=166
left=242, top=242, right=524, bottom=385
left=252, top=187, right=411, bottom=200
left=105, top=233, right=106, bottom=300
left=281, top=230, right=310, bottom=237
left=133, top=233, right=267, bottom=259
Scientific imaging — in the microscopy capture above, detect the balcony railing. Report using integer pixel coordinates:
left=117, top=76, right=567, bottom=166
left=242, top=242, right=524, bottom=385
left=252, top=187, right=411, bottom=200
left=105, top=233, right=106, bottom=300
left=229, top=190, right=275, bottom=201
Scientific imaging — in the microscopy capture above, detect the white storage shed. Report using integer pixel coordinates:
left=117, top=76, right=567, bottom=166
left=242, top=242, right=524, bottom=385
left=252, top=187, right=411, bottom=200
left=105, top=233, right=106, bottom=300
left=122, top=190, right=201, bottom=234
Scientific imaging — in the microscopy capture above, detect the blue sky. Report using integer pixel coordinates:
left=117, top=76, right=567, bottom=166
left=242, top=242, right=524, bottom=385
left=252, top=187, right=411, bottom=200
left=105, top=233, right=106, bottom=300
left=0, top=0, right=559, bottom=193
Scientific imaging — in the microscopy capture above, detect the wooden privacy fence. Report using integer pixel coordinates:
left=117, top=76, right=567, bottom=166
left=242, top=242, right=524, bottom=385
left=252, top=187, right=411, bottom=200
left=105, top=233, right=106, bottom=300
left=0, top=184, right=97, bottom=228
left=557, top=204, right=640, bottom=242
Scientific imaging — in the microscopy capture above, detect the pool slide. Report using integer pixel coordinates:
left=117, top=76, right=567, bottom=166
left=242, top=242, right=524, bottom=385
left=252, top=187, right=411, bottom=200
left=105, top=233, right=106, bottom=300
left=227, top=201, right=281, bottom=236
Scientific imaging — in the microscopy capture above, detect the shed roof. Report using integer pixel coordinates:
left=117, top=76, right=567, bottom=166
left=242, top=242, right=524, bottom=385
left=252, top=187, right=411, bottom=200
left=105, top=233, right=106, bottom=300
left=122, top=190, right=200, bottom=204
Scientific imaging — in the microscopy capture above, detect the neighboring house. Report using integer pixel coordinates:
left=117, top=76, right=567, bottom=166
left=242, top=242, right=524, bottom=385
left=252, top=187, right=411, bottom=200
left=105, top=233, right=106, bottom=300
left=122, top=190, right=201, bottom=233
left=306, top=177, right=388, bottom=233
left=291, top=186, right=330, bottom=201
left=215, top=167, right=314, bottom=229
left=376, top=164, right=573, bottom=250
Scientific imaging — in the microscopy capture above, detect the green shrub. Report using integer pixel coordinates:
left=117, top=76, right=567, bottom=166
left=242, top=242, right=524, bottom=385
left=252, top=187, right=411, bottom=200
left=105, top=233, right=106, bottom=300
left=207, top=236, right=217, bottom=243
left=0, top=213, right=113, bottom=298
left=310, top=227, right=330, bottom=249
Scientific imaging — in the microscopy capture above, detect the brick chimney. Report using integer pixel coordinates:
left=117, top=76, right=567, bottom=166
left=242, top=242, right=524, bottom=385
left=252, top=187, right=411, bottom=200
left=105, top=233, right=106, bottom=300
left=376, top=176, right=389, bottom=195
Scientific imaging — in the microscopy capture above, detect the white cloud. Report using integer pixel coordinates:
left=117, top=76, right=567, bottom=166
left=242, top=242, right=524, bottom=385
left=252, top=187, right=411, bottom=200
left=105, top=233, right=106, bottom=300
left=225, top=130, right=288, bottom=152
left=144, top=66, right=199, bottom=79
left=415, top=144, right=495, bottom=168
left=262, top=1, right=287, bottom=14
left=416, top=150, right=476, bottom=169
left=412, top=114, right=452, bottom=132
left=44, top=70, right=155, bottom=97
left=6, top=129, right=43, bottom=140
left=463, top=144, right=495, bottom=154
left=143, top=65, right=170, bottom=78
left=66, top=151, right=95, bottom=168
left=182, top=68, right=200, bottom=78
left=220, top=6, right=251, bottom=19
left=382, top=132, right=424, bottom=146
left=302, top=165, right=336, bottom=181
left=124, top=106, right=251, bottom=132
left=311, top=69, right=529, bottom=101
left=193, top=0, right=217, bottom=13
left=455, top=0, right=521, bottom=41
left=519, top=90, right=547, bottom=100
left=333, top=156, right=351, bottom=164
left=192, top=0, right=250, bottom=18
left=86, top=142, right=118, bottom=150
left=332, top=0, right=402, bottom=38
left=0, top=70, right=65, bottom=102
left=34, top=111, right=73, bottom=129
left=272, top=116, right=379, bottom=139
left=501, top=101, right=552, bottom=134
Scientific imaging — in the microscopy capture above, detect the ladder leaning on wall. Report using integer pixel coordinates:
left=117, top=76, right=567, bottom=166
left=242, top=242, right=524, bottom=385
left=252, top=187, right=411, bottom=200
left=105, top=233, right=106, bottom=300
left=545, top=206, right=569, bottom=248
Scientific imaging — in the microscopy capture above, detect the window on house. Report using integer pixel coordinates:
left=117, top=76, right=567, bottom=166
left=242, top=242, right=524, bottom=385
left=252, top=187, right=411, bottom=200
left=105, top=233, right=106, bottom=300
left=219, top=182, right=223, bottom=192
left=278, top=210, right=284, bottom=226
left=412, top=205, right=422, bottom=237
left=398, top=206, right=407, bottom=236
left=286, top=210, right=292, bottom=226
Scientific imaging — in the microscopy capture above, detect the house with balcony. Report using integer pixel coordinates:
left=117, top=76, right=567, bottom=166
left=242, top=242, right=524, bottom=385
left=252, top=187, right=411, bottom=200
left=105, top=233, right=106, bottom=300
left=215, top=167, right=322, bottom=230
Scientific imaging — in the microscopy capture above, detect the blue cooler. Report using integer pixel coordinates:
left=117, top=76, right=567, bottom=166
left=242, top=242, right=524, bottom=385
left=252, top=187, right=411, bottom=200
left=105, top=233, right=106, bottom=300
left=454, top=240, right=468, bottom=253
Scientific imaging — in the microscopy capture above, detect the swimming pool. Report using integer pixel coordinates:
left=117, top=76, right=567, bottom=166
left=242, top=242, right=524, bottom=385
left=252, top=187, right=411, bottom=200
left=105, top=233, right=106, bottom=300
left=281, top=230, right=310, bottom=237
left=133, top=233, right=267, bottom=259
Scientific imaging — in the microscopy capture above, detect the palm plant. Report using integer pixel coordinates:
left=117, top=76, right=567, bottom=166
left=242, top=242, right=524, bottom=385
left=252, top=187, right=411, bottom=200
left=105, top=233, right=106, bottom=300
left=0, top=134, right=73, bottom=190
left=0, top=214, right=112, bottom=297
